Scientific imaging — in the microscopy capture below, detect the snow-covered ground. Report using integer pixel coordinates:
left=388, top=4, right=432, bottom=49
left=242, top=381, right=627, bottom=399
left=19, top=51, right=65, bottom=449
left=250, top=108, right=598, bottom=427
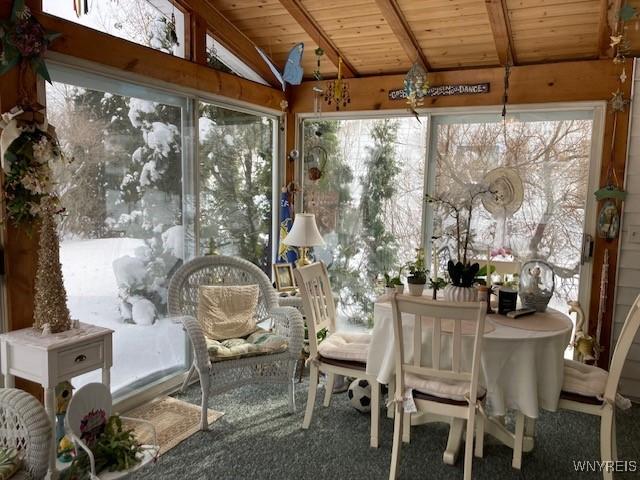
left=60, top=238, right=187, bottom=395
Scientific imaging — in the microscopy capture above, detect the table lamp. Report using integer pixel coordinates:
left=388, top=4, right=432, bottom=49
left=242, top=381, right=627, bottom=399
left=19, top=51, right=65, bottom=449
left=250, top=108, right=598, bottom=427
left=283, top=213, right=325, bottom=267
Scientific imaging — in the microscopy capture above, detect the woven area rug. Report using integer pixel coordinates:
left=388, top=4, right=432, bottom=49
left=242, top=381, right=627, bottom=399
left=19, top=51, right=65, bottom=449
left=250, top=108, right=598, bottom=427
left=124, top=396, right=223, bottom=455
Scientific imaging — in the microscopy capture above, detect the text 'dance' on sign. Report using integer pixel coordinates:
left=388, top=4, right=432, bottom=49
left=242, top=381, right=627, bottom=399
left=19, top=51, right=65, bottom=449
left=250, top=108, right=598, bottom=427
left=388, top=83, right=490, bottom=101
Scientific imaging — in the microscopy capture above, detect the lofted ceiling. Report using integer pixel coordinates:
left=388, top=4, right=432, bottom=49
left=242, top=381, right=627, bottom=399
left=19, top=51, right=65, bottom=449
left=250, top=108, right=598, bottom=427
left=195, top=0, right=640, bottom=84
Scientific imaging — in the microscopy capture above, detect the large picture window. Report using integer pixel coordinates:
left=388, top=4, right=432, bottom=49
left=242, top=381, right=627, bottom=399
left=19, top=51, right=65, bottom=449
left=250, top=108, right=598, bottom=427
left=302, top=118, right=428, bottom=330
left=301, top=107, right=601, bottom=334
left=46, top=65, right=191, bottom=397
left=198, top=102, right=277, bottom=273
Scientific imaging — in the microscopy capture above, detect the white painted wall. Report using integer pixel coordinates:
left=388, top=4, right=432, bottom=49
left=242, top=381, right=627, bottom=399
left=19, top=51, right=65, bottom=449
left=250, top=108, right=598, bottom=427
left=613, top=60, right=640, bottom=398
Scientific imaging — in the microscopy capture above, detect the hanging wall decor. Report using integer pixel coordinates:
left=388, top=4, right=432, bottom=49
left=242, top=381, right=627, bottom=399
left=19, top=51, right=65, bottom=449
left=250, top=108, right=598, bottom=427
left=324, top=57, right=351, bottom=110
left=0, top=0, right=61, bottom=84
left=257, top=43, right=304, bottom=91
left=403, top=61, right=429, bottom=115
left=0, top=106, right=66, bottom=226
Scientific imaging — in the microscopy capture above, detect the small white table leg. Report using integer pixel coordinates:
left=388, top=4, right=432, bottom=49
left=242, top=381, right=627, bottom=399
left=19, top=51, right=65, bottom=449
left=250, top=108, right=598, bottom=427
left=3, top=373, right=14, bottom=389
left=102, top=366, right=111, bottom=388
left=443, top=418, right=465, bottom=465
left=44, top=387, right=57, bottom=480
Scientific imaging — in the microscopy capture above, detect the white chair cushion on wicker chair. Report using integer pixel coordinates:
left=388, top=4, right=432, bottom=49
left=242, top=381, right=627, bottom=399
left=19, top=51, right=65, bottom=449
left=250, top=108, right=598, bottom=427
left=317, top=332, right=371, bottom=363
left=198, top=285, right=259, bottom=340
left=563, top=359, right=607, bottom=397
left=205, top=328, right=288, bottom=362
left=405, top=372, right=486, bottom=402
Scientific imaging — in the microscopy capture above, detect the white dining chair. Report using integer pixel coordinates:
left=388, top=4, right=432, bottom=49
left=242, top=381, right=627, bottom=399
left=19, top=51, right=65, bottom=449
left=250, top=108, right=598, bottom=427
left=294, top=262, right=381, bottom=448
left=511, top=294, right=639, bottom=478
left=388, top=294, right=486, bottom=480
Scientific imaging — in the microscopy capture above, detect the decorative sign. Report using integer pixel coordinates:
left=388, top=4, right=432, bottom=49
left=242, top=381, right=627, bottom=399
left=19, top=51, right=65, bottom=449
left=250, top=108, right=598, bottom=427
left=388, top=83, right=490, bottom=101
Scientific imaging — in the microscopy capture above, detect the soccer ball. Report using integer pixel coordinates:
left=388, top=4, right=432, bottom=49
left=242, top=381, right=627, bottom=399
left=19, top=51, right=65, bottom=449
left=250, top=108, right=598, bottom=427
left=348, top=378, right=371, bottom=413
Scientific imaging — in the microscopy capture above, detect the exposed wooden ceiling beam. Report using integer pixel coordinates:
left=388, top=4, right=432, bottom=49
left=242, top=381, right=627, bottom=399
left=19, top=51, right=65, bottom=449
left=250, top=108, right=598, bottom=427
left=374, top=0, right=430, bottom=70
left=277, top=0, right=357, bottom=77
left=598, top=0, right=622, bottom=58
left=177, top=0, right=281, bottom=87
left=485, top=0, right=516, bottom=66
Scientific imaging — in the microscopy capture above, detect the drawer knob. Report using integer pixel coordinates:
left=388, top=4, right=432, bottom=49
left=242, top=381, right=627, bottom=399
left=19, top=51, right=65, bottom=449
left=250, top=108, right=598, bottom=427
left=74, top=354, right=87, bottom=363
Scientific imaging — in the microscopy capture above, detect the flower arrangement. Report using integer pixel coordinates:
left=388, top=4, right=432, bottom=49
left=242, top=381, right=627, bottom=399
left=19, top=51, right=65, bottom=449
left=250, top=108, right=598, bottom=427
left=0, top=0, right=60, bottom=83
left=1, top=108, right=65, bottom=225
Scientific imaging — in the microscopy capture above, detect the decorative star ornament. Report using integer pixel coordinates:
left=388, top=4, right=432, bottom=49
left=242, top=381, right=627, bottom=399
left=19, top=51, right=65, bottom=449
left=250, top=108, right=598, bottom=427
left=609, top=90, right=630, bottom=112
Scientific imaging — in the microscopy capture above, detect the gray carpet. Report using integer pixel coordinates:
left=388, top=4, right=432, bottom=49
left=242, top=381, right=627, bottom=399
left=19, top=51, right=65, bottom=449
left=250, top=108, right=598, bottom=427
left=130, top=380, right=640, bottom=480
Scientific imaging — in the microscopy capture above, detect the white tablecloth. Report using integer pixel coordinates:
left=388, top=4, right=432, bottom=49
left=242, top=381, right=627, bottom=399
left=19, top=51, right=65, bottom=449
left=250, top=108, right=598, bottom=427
left=365, top=301, right=573, bottom=418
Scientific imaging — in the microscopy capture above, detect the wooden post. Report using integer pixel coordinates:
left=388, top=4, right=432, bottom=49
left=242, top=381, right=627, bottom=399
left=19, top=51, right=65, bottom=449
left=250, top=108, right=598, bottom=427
left=0, top=0, right=43, bottom=399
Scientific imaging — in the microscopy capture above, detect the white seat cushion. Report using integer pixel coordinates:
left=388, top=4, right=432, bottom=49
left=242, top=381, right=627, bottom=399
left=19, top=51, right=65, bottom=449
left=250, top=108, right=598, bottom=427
left=563, top=359, right=607, bottom=398
left=317, top=332, right=371, bottom=363
left=405, top=372, right=486, bottom=403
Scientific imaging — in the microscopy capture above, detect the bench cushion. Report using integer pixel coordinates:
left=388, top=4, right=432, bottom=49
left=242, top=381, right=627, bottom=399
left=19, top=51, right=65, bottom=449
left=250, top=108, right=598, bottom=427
left=205, top=328, right=288, bottom=362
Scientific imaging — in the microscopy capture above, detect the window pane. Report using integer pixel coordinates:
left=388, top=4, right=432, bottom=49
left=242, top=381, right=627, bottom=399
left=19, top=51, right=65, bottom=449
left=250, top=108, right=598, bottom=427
left=303, top=118, right=428, bottom=331
left=198, top=102, right=275, bottom=273
left=46, top=76, right=188, bottom=397
left=43, top=0, right=185, bottom=57
left=430, top=114, right=594, bottom=311
left=206, top=35, right=269, bottom=86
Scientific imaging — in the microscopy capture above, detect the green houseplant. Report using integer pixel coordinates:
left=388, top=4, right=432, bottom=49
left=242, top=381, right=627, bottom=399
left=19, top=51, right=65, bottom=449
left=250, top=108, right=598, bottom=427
left=405, top=248, right=428, bottom=296
left=384, top=271, right=404, bottom=294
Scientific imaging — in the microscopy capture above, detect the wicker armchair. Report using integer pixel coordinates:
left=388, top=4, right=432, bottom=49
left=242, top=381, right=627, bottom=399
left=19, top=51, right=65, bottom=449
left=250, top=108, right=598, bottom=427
left=0, top=388, right=51, bottom=480
left=168, top=256, right=305, bottom=429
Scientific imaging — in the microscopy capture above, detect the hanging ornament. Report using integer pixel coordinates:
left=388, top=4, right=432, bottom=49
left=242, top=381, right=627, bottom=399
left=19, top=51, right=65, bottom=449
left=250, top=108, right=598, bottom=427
left=609, top=89, right=630, bottom=112
left=403, top=61, right=429, bottom=113
left=73, top=0, right=89, bottom=17
left=324, top=57, right=351, bottom=111
left=313, top=48, right=324, bottom=115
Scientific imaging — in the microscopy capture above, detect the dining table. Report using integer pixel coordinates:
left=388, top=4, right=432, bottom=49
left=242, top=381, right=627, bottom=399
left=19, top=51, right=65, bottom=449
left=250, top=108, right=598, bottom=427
left=365, top=292, right=574, bottom=467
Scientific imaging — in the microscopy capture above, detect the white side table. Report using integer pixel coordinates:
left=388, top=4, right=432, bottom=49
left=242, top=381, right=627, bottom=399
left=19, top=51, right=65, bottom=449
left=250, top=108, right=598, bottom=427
left=0, top=323, right=113, bottom=479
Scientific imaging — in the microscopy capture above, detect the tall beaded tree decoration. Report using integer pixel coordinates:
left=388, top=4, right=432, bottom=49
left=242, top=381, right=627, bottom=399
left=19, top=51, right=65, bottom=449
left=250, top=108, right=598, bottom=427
left=33, top=206, right=72, bottom=333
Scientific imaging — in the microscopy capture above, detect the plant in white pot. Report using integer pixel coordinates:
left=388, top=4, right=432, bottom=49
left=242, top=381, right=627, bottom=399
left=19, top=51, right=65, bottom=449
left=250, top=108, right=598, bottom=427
left=405, top=248, right=428, bottom=296
left=426, top=185, right=490, bottom=302
left=384, top=271, right=404, bottom=294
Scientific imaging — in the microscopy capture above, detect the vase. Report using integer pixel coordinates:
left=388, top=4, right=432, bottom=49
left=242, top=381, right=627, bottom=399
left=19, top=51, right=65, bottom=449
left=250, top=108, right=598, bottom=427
left=407, top=283, right=425, bottom=296
left=385, top=286, right=395, bottom=295
left=444, top=285, right=478, bottom=302
left=394, top=285, right=405, bottom=294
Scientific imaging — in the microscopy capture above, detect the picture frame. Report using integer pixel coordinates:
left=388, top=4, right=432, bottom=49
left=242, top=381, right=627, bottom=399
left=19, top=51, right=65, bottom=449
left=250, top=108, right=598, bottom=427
left=273, top=263, right=296, bottom=292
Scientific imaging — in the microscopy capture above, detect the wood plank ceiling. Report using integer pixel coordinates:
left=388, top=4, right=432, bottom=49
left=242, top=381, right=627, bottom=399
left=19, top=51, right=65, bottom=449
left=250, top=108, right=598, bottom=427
left=200, top=0, right=627, bottom=82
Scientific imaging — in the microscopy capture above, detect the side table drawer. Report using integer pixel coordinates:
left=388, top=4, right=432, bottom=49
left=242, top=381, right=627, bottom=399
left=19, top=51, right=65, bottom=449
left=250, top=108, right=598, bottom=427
left=57, top=341, right=105, bottom=378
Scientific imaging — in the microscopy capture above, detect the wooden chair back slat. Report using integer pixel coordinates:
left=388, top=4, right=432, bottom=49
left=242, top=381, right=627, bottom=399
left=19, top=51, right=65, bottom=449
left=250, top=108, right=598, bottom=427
left=414, top=315, right=423, bottom=367
left=432, top=317, right=441, bottom=371
left=294, top=262, right=337, bottom=357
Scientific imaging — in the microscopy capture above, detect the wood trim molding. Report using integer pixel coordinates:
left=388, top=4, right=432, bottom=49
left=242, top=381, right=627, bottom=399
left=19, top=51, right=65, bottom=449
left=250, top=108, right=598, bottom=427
left=598, top=0, right=622, bottom=58
left=277, top=0, right=357, bottom=77
left=485, top=0, right=516, bottom=66
left=36, top=13, right=285, bottom=110
left=373, top=0, right=430, bottom=70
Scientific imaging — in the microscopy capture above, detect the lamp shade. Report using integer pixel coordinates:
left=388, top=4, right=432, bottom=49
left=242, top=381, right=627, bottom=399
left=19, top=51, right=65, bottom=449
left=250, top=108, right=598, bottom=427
left=282, top=213, right=325, bottom=247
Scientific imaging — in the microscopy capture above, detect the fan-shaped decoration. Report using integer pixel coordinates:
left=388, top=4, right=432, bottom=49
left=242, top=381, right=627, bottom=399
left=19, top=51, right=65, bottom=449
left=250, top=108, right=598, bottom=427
left=482, top=167, right=524, bottom=217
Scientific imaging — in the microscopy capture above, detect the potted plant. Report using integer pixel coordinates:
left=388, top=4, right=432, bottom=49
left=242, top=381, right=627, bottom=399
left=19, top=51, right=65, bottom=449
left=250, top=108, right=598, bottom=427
left=406, top=248, right=428, bottom=296
left=384, top=268, right=405, bottom=294
left=429, top=277, right=447, bottom=300
left=426, top=186, right=490, bottom=302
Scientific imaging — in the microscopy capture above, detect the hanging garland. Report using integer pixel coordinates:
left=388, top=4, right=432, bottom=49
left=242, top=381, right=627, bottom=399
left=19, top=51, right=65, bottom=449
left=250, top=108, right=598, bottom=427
left=0, top=107, right=66, bottom=226
left=0, top=0, right=60, bottom=84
